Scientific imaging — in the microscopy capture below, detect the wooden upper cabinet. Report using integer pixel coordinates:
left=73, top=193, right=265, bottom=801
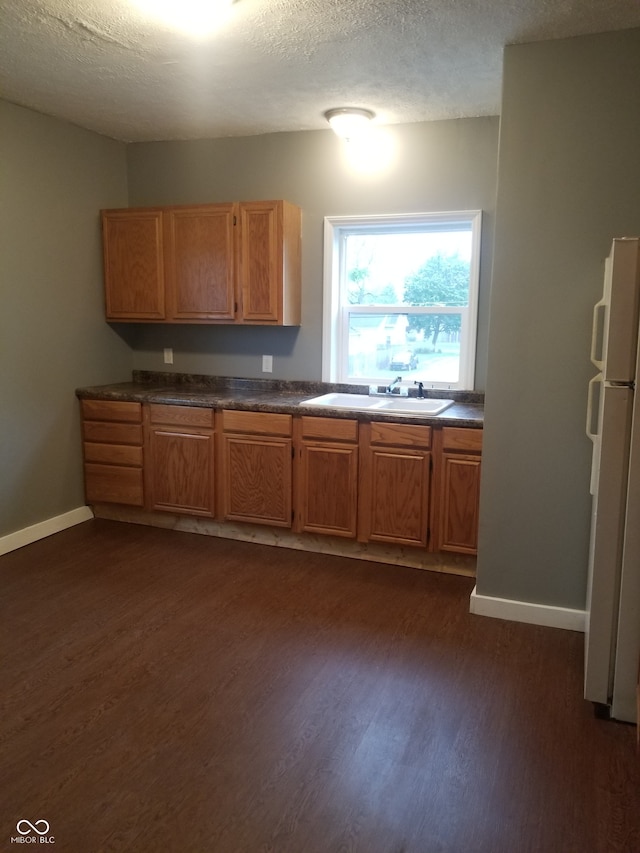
left=102, top=209, right=165, bottom=320
left=237, top=200, right=301, bottom=325
left=101, top=200, right=301, bottom=325
left=164, top=204, right=235, bottom=321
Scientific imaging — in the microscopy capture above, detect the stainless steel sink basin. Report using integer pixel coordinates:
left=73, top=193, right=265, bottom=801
left=301, top=392, right=454, bottom=417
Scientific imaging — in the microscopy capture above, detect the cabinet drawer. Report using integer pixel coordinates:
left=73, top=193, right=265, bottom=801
left=222, top=409, right=292, bottom=436
left=81, top=399, right=142, bottom=423
left=85, top=463, right=144, bottom=506
left=149, top=404, right=214, bottom=428
left=300, top=416, right=358, bottom=442
left=370, top=422, right=431, bottom=449
left=442, top=427, right=483, bottom=452
left=84, top=442, right=143, bottom=467
left=83, top=421, right=143, bottom=445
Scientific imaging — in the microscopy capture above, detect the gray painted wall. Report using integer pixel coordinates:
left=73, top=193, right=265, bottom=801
left=0, top=101, right=131, bottom=537
left=476, top=29, right=640, bottom=609
left=7, top=26, right=638, bottom=617
left=125, top=118, right=499, bottom=386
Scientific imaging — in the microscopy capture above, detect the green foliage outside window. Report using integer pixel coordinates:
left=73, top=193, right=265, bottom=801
left=403, top=253, right=470, bottom=349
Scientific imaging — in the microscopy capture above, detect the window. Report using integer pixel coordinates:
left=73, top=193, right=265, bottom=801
left=322, top=211, right=482, bottom=389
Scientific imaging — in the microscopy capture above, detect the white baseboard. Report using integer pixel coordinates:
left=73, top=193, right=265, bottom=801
left=469, top=585, right=585, bottom=632
left=0, top=506, right=94, bottom=556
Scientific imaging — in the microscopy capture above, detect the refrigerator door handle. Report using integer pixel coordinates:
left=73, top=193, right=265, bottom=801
left=586, top=374, right=602, bottom=495
left=591, top=297, right=607, bottom=371
left=586, top=374, right=601, bottom=443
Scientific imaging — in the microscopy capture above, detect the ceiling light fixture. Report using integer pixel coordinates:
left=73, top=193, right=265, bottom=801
left=134, top=0, right=235, bottom=36
left=324, top=108, right=375, bottom=140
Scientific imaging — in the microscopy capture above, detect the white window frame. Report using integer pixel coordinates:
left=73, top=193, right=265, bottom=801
left=322, top=210, right=482, bottom=389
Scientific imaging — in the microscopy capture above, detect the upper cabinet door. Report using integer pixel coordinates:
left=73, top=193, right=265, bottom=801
left=165, top=204, right=236, bottom=321
left=102, top=209, right=165, bottom=320
left=237, top=200, right=301, bottom=325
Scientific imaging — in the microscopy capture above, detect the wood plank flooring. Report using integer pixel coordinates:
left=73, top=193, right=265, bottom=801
left=1, top=519, right=638, bottom=853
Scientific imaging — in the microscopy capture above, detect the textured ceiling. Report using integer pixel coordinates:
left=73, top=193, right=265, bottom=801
left=1, top=0, right=639, bottom=142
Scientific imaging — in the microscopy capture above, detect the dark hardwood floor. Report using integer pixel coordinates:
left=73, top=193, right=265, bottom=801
left=1, top=519, right=638, bottom=853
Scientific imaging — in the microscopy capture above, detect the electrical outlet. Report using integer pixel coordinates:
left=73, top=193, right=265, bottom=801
left=262, top=355, right=273, bottom=373
left=164, top=348, right=173, bottom=365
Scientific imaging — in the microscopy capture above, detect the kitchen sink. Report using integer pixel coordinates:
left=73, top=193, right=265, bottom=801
left=301, top=392, right=454, bottom=416
left=375, top=398, right=454, bottom=415
left=301, top=392, right=386, bottom=410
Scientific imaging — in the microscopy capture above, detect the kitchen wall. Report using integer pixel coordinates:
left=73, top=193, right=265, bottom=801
left=6, top=27, right=639, bottom=622
left=124, top=118, right=499, bottom=387
left=476, top=28, right=640, bottom=609
left=0, top=101, right=131, bottom=538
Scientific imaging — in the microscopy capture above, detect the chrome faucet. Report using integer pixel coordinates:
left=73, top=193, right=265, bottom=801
left=387, top=375, right=403, bottom=394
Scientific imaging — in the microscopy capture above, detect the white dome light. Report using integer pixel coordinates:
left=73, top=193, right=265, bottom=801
left=134, top=0, right=235, bottom=36
left=324, top=108, right=375, bottom=140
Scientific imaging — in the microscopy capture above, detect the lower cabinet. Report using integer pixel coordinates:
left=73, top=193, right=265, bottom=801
left=220, top=410, right=293, bottom=527
left=434, top=427, right=483, bottom=555
left=358, top=421, right=432, bottom=547
left=80, top=397, right=482, bottom=558
left=81, top=399, right=144, bottom=506
left=145, top=404, right=215, bottom=517
left=294, top=416, right=359, bottom=538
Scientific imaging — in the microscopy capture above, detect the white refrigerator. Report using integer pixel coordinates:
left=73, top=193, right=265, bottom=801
left=585, top=236, right=640, bottom=723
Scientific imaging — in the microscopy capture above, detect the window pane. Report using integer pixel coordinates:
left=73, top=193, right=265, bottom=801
left=345, top=230, right=472, bottom=307
left=326, top=210, right=480, bottom=388
left=347, top=311, right=462, bottom=384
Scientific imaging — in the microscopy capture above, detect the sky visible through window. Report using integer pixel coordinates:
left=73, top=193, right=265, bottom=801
left=346, top=230, right=472, bottom=305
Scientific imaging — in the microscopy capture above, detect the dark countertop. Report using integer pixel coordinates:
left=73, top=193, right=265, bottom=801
left=76, top=371, right=484, bottom=428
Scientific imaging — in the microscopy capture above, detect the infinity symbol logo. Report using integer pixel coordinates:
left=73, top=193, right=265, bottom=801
left=17, top=819, right=50, bottom=836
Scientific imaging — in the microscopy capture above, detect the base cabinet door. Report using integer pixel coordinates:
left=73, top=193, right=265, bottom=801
left=146, top=405, right=215, bottom=516
left=435, top=427, right=483, bottom=555
left=359, top=422, right=432, bottom=547
left=295, top=417, right=359, bottom=538
left=220, top=410, right=293, bottom=527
